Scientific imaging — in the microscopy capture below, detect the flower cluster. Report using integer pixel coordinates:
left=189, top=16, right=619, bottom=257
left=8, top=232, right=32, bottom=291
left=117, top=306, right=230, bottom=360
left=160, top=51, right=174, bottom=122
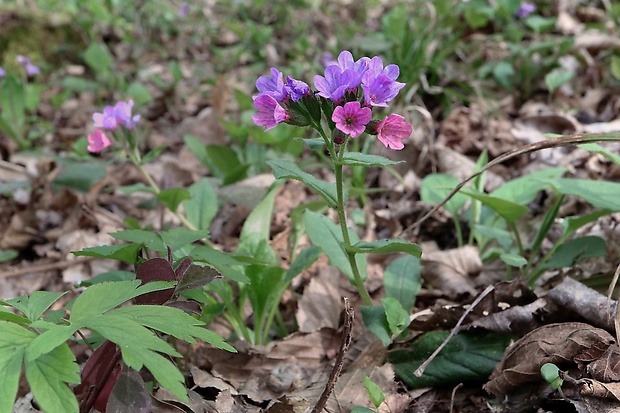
left=16, top=55, right=40, bottom=76
left=516, top=2, right=536, bottom=18
left=87, top=99, right=140, bottom=153
left=252, top=50, right=412, bottom=150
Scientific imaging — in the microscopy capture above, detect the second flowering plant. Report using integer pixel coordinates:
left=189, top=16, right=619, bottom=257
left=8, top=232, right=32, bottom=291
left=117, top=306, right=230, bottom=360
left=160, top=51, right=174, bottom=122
left=253, top=50, right=421, bottom=307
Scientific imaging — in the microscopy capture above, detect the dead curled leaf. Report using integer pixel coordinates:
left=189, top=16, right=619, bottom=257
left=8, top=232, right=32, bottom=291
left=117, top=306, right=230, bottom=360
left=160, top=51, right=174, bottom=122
left=421, top=245, right=481, bottom=296
left=484, top=322, right=615, bottom=397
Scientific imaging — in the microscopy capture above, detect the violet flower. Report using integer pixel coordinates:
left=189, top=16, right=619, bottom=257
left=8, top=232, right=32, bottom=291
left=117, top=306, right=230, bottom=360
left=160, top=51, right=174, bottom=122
left=314, top=65, right=360, bottom=102
left=87, top=129, right=111, bottom=153
left=114, top=100, right=140, bottom=129
left=179, top=3, right=189, bottom=17
left=376, top=114, right=412, bottom=150
left=362, top=56, right=405, bottom=106
left=93, top=105, right=118, bottom=130
left=332, top=101, right=371, bottom=138
left=252, top=94, right=288, bottom=131
left=516, top=2, right=536, bottom=18
left=284, top=76, right=310, bottom=102
left=0, top=67, right=5, bottom=79
left=16, top=55, right=40, bottom=76
left=334, top=50, right=370, bottom=85
left=256, top=68, right=287, bottom=102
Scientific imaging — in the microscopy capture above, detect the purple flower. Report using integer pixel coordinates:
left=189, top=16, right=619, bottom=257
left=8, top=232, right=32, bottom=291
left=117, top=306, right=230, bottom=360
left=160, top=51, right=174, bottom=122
left=87, top=129, right=111, bottom=153
left=0, top=67, right=5, bottom=79
left=516, top=2, right=536, bottom=18
left=16, top=55, right=40, bottom=76
left=93, top=105, right=118, bottom=130
left=314, top=65, right=360, bottom=102
left=332, top=101, right=371, bottom=138
left=114, top=100, right=140, bottom=129
left=179, top=3, right=189, bottom=17
left=252, top=94, right=288, bottom=131
left=284, top=76, right=310, bottom=102
left=334, top=50, right=370, bottom=82
left=256, top=68, right=287, bottom=102
left=376, top=114, right=412, bottom=150
left=361, top=56, right=405, bottom=106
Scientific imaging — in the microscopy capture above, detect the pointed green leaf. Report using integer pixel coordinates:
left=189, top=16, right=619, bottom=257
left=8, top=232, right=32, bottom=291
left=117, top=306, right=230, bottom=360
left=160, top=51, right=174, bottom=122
left=340, top=153, right=403, bottom=167
left=347, top=239, right=422, bottom=256
left=542, top=236, right=607, bottom=269
left=25, top=291, right=68, bottom=322
left=363, top=376, right=386, bottom=408
left=420, top=173, right=468, bottom=216
left=72, top=243, right=142, bottom=264
left=190, top=246, right=250, bottom=283
left=384, top=255, right=421, bottom=312
left=500, top=253, right=527, bottom=268
left=0, top=322, right=34, bottom=413
left=26, top=325, right=79, bottom=362
left=381, top=297, right=408, bottom=335
left=460, top=189, right=528, bottom=223
left=491, top=167, right=566, bottom=204
left=70, top=280, right=142, bottom=322
left=304, top=210, right=367, bottom=282
left=183, top=178, right=218, bottom=231
left=545, top=178, right=620, bottom=210
left=267, top=160, right=339, bottom=207
left=156, top=188, right=191, bottom=212
left=360, top=305, right=392, bottom=346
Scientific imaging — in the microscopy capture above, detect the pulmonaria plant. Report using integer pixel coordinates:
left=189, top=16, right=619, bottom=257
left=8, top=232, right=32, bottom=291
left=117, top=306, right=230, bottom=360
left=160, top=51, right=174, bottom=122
left=252, top=50, right=418, bottom=305
left=87, top=99, right=141, bottom=153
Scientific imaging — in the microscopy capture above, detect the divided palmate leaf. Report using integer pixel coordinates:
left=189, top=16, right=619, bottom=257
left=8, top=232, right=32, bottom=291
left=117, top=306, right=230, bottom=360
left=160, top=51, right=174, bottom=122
left=72, top=243, right=142, bottom=264
left=0, top=322, right=35, bottom=413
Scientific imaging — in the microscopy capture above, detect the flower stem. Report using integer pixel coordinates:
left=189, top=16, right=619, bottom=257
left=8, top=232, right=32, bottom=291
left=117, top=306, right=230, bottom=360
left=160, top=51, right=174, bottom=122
left=319, top=128, right=372, bottom=305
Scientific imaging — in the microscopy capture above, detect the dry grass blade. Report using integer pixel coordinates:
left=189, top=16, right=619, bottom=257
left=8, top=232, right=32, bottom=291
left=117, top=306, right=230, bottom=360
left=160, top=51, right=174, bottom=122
left=401, top=132, right=620, bottom=235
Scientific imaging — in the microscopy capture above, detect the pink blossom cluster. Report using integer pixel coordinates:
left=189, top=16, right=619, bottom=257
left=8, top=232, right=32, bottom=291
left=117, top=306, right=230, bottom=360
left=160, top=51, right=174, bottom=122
left=87, top=100, right=140, bottom=153
left=252, top=51, right=412, bottom=150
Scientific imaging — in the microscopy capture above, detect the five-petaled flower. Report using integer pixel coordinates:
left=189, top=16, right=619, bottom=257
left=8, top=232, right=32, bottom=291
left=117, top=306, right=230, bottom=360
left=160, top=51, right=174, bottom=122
left=93, top=100, right=141, bottom=131
left=16, top=55, right=40, bottom=76
left=516, top=2, right=536, bottom=18
left=87, top=129, right=111, bottom=153
left=252, top=94, right=289, bottom=131
left=332, top=101, right=371, bottom=138
left=376, top=114, right=413, bottom=150
left=0, top=67, right=5, bottom=79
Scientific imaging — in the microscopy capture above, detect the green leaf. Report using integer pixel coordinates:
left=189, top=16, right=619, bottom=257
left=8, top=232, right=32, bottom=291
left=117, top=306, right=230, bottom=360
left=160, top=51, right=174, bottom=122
left=302, top=138, right=325, bottom=149
left=364, top=376, right=386, bottom=408
left=611, top=55, right=620, bottom=81
left=190, top=246, right=250, bottom=283
left=204, top=144, right=247, bottom=183
left=351, top=407, right=376, bottom=413
left=525, top=15, right=556, bottom=33
left=463, top=1, right=494, bottom=29
left=0, top=322, right=34, bottom=413
left=183, top=178, right=218, bottom=231
left=156, top=188, right=191, bottom=212
left=126, top=82, right=152, bottom=106
left=420, top=174, right=468, bottom=216
left=69, top=280, right=141, bottom=322
left=0, top=248, right=18, bottom=263
left=545, top=68, right=574, bottom=93
left=491, top=167, right=566, bottom=204
left=493, top=61, right=515, bottom=88
left=283, top=246, right=322, bottom=284
left=384, top=255, right=421, bottom=312
left=73, top=243, right=142, bottom=264
left=460, top=189, right=529, bottom=224
left=268, top=160, right=339, bottom=207
left=541, top=363, right=563, bottom=389
left=545, top=178, right=620, bottom=210
left=20, top=291, right=67, bottom=322
left=500, top=253, right=527, bottom=268
left=382, top=297, right=408, bottom=335
left=340, top=153, right=403, bottom=167
left=361, top=305, right=392, bottom=346
left=24, top=343, right=79, bottom=413
left=240, top=184, right=280, bottom=242
left=542, top=236, right=607, bottom=269
left=579, top=143, right=620, bottom=165
left=304, top=210, right=367, bottom=282
left=53, top=159, right=107, bottom=192
left=561, top=209, right=613, bottom=238
left=80, top=270, right=136, bottom=286
left=391, top=331, right=512, bottom=388
left=159, top=228, right=210, bottom=252
left=245, top=265, right=285, bottom=338
left=347, top=239, right=422, bottom=256
left=83, top=42, right=114, bottom=72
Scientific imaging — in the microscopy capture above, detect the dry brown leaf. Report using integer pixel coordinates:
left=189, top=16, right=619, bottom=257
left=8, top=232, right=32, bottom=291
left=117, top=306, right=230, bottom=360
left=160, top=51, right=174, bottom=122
left=421, top=245, right=481, bottom=296
left=296, top=267, right=343, bottom=332
left=580, top=379, right=620, bottom=402
left=574, top=30, right=620, bottom=52
left=485, top=322, right=615, bottom=397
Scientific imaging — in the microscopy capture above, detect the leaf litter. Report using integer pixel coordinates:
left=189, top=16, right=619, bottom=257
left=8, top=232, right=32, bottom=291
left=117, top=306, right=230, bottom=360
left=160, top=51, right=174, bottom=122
left=3, top=1, right=620, bottom=412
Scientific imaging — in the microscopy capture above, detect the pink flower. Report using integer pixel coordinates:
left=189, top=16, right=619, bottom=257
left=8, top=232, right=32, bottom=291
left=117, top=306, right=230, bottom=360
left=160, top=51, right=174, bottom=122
left=332, top=101, right=371, bottom=138
left=376, top=114, right=412, bottom=150
left=252, top=93, right=288, bottom=131
left=87, top=129, right=111, bottom=153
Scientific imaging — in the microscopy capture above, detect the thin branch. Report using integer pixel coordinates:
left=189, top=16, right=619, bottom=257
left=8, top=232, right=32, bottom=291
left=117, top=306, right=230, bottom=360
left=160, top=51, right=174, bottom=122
left=312, top=297, right=355, bottom=413
left=0, top=257, right=95, bottom=279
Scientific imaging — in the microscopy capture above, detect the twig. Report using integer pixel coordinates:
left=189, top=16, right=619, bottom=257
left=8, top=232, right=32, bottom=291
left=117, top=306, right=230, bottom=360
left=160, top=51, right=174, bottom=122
left=312, top=297, right=355, bottom=413
left=449, top=382, right=463, bottom=413
left=0, top=257, right=95, bottom=279
left=414, top=285, right=495, bottom=377
left=400, top=132, right=620, bottom=236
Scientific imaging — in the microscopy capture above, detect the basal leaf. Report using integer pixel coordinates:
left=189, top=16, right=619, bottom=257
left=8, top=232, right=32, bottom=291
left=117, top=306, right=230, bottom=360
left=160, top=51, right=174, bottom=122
left=190, top=246, right=249, bottom=283
left=491, top=167, right=566, bottom=204
left=304, top=210, right=367, bottom=282
left=545, top=179, right=620, bottom=210
left=381, top=297, right=408, bottom=335
left=183, top=178, right=218, bottom=231
left=384, top=255, right=421, bottom=312
left=347, top=239, right=422, bottom=256
left=156, top=188, right=191, bottom=212
left=267, top=160, right=339, bottom=207
left=542, top=236, right=607, bottom=269
left=360, top=305, right=392, bottom=347
left=500, top=253, right=527, bottom=268
left=340, top=153, right=403, bottom=167
left=460, top=189, right=529, bottom=224
left=391, top=331, right=511, bottom=388
left=240, top=184, right=280, bottom=242
left=420, top=174, right=468, bottom=216
left=363, top=376, right=386, bottom=408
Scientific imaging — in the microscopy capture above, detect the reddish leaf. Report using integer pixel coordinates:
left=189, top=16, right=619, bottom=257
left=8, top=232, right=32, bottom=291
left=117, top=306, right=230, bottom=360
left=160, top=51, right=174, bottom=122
left=135, top=258, right=176, bottom=305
